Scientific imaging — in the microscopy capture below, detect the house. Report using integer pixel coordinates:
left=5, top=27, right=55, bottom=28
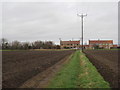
left=111, top=44, right=118, bottom=49
left=83, top=45, right=89, bottom=49
left=60, top=40, right=80, bottom=49
left=89, top=40, right=113, bottom=49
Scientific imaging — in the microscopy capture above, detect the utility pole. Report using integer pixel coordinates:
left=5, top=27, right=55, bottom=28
left=59, top=38, right=62, bottom=49
left=59, top=38, right=61, bottom=44
left=77, top=13, right=87, bottom=52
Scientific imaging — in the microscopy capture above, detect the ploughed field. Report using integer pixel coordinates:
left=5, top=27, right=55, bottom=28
left=83, top=50, right=119, bottom=88
left=2, top=50, right=74, bottom=88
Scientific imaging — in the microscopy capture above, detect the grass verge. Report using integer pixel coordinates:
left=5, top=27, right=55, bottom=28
left=31, top=49, right=73, bottom=51
left=47, top=51, right=110, bottom=88
left=47, top=51, right=80, bottom=88
left=77, top=51, right=110, bottom=88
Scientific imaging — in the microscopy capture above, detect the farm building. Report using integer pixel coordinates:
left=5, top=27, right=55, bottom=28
left=60, top=40, right=80, bottom=49
left=111, top=44, right=118, bottom=49
left=83, top=45, right=89, bottom=49
left=89, top=40, right=113, bottom=49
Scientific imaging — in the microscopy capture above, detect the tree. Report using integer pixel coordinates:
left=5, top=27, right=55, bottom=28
left=11, top=40, right=21, bottom=49
left=33, top=41, right=43, bottom=49
left=22, top=42, right=30, bottom=50
left=0, top=38, right=57, bottom=50
left=1, top=38, right=8, bottom=49
left=55, top=45, right=60, bottom=49
left=93, top=44, right=99, bottom=49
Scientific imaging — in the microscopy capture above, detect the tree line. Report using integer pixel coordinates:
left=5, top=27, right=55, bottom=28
left=0, top=38, right=60, bottom=50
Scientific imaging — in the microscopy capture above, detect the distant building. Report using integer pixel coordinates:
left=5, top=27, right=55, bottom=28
left=111, top=44, right=118, bottom=49
left=117, top=44, right=120, bottom=49
left=60, top=40, right=80, bottom=49
left=60, top=39, right=117, bottom=49
left=89, top=40, right=113, bottom=49
left=83, top=45, right=89, bottom=49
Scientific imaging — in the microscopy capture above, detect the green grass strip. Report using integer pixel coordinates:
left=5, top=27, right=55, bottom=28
left=47, top=51, right=80, bottom=88
left=77, top=51, right=110, bottom=88
left=47, top=51, right=110, bottom=88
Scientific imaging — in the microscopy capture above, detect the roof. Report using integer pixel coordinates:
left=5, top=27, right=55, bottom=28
left=61, top=41, right=80, bottom=44
left=89, top=40, right=113, bottom=44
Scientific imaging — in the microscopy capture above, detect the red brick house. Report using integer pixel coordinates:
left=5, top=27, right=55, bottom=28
left=60, top=40, right=80, bottom=49
left=83, top=45, right=89, bottom=49
left=89, top=40, right=113, bottom=49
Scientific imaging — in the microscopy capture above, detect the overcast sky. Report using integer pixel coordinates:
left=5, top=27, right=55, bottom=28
left=1, top=1, right=118, bottom=44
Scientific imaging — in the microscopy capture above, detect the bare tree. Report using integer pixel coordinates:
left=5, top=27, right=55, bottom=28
left=33, top=41, right=43, bottom=49
left=0, top=38, right=57, bottom=50
left=1, top=38, right=8, bottom=49
left=93, top=44, right=99, bottom=49
left=54, top=45, right=60, bottom=49
left=11, top=40, right=21, bottom=49
left=44, top=41, right=54, bottom=49
left=22, top=42, right=30, bottom=50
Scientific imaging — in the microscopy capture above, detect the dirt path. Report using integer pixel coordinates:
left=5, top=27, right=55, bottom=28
left=19, top=54, right=73, bottom=88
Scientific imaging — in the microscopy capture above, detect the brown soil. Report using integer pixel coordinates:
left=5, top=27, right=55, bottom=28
left=19, top=53, right=72, bottom=88
left=83, top=50, right=119, bottom=88
left=2, top=50, right=75, bottom=88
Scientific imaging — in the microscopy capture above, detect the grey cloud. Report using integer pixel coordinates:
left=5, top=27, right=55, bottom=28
left=2, top=2, right=118, bottom=44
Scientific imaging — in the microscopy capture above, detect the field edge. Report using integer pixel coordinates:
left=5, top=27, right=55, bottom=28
left=77, top=51, right=110, bottom=88
left=47, top=50, right=110, bottom=88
